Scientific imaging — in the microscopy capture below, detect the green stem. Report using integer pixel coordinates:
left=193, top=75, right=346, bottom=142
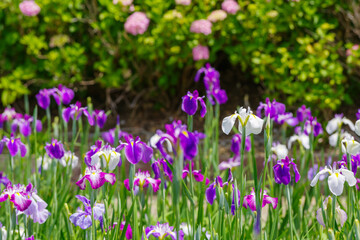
left=187, top=115, right=193, bottom=132
left=46, top=108, right=51, bottom=141
left=332, top=195, right=336, bottom=230
left=286, top=185, right=294, bottom=240
left=90, top=189, right=96, bottom=240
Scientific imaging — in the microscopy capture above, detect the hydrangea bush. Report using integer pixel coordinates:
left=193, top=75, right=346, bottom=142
left=0, top=0, right=357, bottom=111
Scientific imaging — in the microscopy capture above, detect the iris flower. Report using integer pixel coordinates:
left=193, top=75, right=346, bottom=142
left=243, top=189, right=278, bottom=212
left=316, top=196, right=347, bottom=228
left=62, top=101, right=94, bottom=126
left=124, top=169, right=161, bottom=192
left=116, top=135, right=152, bottom=165
left=91, top=144, right=121, bottom=170
left=222, top=107, right=264, bottom=136
left=0, top=183, right=32, bottom=211
left=181, top=90, right=206, bottom=117
left=93, top=110, right=107, bottom=128
left=271, top=142, right=288, bottom=160
left=18, top=183, right=50, bottom=224
left=310, top=166, right=356, bottom=196
left=0, top=134, right=27, bottom=157
left=304, top=116, right=323, bottom=137
left=145, top=222, right=184, bottom=240
left=59, top=151, right=78, bottom=168
left=273, top=157, right=300, bottom=185
left=76, top=166, right=116, bottom=190
left=341, top=137, right=360, bottom=156
left=45, top=139, right=65, bottom=159
left=69, top=195, right=105, bottom=230
left=256, top=98, right=285, bottom=120
left=288, top=129, right=310, bottom=150
left=326, top=114, right=355, bottom=135
left=11, top=114, right=42, bottom=137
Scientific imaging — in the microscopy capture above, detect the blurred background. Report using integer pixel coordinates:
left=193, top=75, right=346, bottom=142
left=1, top=0, right=360, bottom=122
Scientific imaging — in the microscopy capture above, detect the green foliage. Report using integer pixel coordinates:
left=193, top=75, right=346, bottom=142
left=0, top=0, right=352, bottom=110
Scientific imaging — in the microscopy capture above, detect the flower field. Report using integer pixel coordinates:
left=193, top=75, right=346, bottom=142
left=0, top=63, right=360, bottom=240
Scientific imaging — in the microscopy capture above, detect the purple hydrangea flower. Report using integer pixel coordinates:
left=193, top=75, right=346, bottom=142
left=19, top=183, right=50, bottom=224
left=256, top=98, right=286, bottom=119
left=243, top=189, right=278, bottom=212
left=62, top=101, right=94, bottom=126
left=69, top=195, right=105, bottom=230
left=181, top=90, right=206, bottom=117
left=145, top=222, right=184, bottom=240
left=93, top=110, right=107, bottom=128
left=0, top=134, right=27, bottom=157
left=195, top=63, right=227, bottom=105
left=0, top=183, right=32, bottom=211
left=296, top=105, right=311, bottom=122
left=19, top=0, right=40, bottom=16
left=124, top=169, right=161, bottom=192
left=45, top=139, right=65, bottom=159
left=116, top=135, right=153, bottom=165
left=0, top=172, right=10, bottom=187
left=273, top=156, right=301, bottom=185
left=76, top=166, right=116, bottom=190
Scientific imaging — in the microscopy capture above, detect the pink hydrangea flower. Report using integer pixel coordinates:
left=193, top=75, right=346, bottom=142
left=124, top=12, right=150, bottom=35
left=19, top=0, right=40, bottom=17
left=192, top=45, right=210, bottom=61
left=222, top=0, right=240, bottom=15
left=113, top=0, right=133, bottom=6
left=190, top=20, right=212, bottom=35
left=208, top=10, right=227, bottom=22
left=175, top=0, right=191, bottom=5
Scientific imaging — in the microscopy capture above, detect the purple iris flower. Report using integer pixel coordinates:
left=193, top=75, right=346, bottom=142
left=0, top=172, right=10, bottom=187
left=45, top=139, right=65, bottom=159
left=93, top=110, right=107, bottom=128
left=181, top=90, right=206, bottom=117
left=62, top=101, right=94, bottom=126
left=36, top=89, right=52, bottom=109
left=55, top=84, right=74, bottom=105
left=19, top=183, right=50, bottom=224
left=296, top=105, right=311, bottom=122
left=145, top=222, right=184, bottom=240
left=0, top=183, right=32, bottom=211
left=356, top=109, right=360, bottom=120
left=152, top=158, right=173, bottom=180
left=116, top=135, right=153, bottom=165
left=337, top=154, right=360, bottom=175
left=26, top=236, right=34, bottom=240
left=307, top=164, right=327, bottom=181
left=102, top=128, right=129, bottom=145
left=69, top=195, right=105, bottom=230
left=182, top=162, right=210, bottom=184
left=154, top=120, right=203, bottom=162
left=84, top=140, right=102, bottom=167
left=274, top=112, right=299, bottom=126
left=205, top=170, right=233, bottom=205
left=105, top=222, right=132, bottom=239
left=304, top=116, right=323, bottom=137
left=273, top=156, right=301, bottom=185
left=243, top=189, right=278, bottom=212
left=0, top=134, right=27, bottom=157
left=124, top=169, right=161, bottom=192
left=256, top=98, right=286, bottom=119
left=195, top=63, right=228, bottom=105
left=231, top=134, right=251, bottom=155
left=11, top=114, right=42, bottom=137
left=218, top=156, right=241, bottom=170
left=76, top=166, right=116, bottom=190
left=230, top=184, right=241, bottom=215
left=2, top=107, right=17, bottom=121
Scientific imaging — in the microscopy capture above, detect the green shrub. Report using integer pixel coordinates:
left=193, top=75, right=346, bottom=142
left=0, top=0, right=353, bottom=110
